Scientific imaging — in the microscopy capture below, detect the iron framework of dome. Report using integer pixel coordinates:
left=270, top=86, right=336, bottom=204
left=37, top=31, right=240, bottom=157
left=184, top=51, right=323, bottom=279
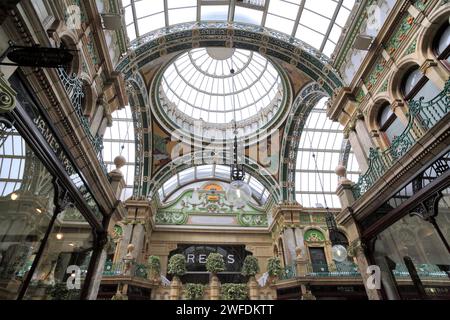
left=156, top=47, right=286, bottom=139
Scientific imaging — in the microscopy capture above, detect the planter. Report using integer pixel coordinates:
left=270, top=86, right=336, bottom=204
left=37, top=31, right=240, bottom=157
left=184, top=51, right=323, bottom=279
left=248, top=276, right=259, bottom=300
left=170, top=276, right=182, bottom=300
left=209, top=273, right=221, bottom=300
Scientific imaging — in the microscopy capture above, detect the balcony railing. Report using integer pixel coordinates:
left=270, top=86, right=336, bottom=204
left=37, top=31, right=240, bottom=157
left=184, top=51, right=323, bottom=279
left=278, top=262, right=361, bottom=280
left=392, top=263, right=450, bottom=279
left=306, top=262, right=361, bottom=277
left=102, top=261, right=148, bottom=279
left=279, top=264, right=297, bottom=280
left=56, top=68, right=108, bottom=174
left=353, top=79, right=450, bottom=199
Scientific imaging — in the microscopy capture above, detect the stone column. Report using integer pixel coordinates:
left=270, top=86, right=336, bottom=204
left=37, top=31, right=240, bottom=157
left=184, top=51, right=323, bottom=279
left=335, top=166, right=356, bottom=208
left=281, top=228, right=297, bottom=265
left=391, top=100, right=409, bottom=126
left=420, top=59, right=450, bottom=90
left=347, top=130, right=369, bottom=172
left=355, top=118, right=374, bottom=155
left=85, top=247, right=108, bottom=300
left=90, top=101, right=105, bottom=136
left=295, top=247, right=309, bottom=277
left=347, top=239, right=382, bottom=300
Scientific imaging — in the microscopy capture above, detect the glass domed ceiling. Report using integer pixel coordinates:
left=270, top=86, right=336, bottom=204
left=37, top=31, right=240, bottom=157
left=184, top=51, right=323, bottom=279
left=160, top=47, right=282, bottom=125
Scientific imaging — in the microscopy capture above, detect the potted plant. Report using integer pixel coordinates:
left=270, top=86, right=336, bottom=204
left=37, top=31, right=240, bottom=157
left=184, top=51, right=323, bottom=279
left=221, top=284, right=249, bottom=300
left=147, top=255, right=161, bottom=282
left=267, top=257, right=282, bottom=284
left=184, top=283, right=205, bottom=300
left=206, top=253, right=225, bottom=300
left=241, top=255, right=260, bottom=299
left=206, top=252, right=225, bottom=274
left=167, top=254, right=187, bottom=300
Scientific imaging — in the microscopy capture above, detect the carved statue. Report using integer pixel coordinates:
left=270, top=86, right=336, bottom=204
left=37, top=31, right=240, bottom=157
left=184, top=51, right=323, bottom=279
left=123, top=244, right=135, bottom=276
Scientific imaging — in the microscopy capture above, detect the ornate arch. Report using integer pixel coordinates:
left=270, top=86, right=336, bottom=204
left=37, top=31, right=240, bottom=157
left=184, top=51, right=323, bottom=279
left=280, top=83, right=328, bottom=202
left=147, top=151, right=282, bottom=205
left=125, top=73, right=152, bottom=198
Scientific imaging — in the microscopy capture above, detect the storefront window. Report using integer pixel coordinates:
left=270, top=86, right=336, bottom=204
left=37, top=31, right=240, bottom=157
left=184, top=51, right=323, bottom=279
left=0, top=127, right=55, bottom=300
left=373, top=204, right=450, bottom=299
left=23, top=206, right=94, bottom=300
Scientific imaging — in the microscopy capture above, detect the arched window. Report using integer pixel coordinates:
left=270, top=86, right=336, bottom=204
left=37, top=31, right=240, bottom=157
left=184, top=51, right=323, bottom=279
left=102, top=105, right=136, bottom=201
left=378, top=103, right=405, bottom=144
left=295, top=97, right=350, bottom=209
left=402, top=67, right=441, bottom=102
left=436, top=22, right=450, bottom=65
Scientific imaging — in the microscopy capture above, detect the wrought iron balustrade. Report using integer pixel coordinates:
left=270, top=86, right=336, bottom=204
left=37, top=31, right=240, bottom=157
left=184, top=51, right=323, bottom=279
left=279, top=263, right=297, bottom=280
left=56, top=68, right=108, bottom=175
left=306, top=262, right=361, bottom=277
left=103, top=261, right=149, bottom=279
left=353, top=79, right=450, bottom=199
left=392, top=263, right=450, bottom=279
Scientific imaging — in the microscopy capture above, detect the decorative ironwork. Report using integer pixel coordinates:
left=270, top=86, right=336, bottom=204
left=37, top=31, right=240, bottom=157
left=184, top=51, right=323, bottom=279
left=56, top=68, right=108, bottom=175
left=353, top=79, right=450, bottom=199
left=102, top=261, right=149, bottom=279
left=0, top=75, right=16, bottom=113
left=279, top=264, right=297, bottom=280
left=307, top=262, right=360, bottom=277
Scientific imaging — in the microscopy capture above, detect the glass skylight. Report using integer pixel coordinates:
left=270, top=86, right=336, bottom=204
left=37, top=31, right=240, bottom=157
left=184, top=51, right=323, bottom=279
left=158, top=164, right=270, bottom=205
left=160, top=47, right=282, bottom=124
left=103, top=105, right=136, bottom=201
left=0, top=128, right=25, bottom=197
left=122, top=0, right=357, bottom=58
left=295, top=97, right=359, bottom=209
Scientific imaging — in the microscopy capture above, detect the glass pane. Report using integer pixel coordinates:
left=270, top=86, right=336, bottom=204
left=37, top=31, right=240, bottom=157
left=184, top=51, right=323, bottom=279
left=23, top=207, right=94, bottom=300
left=373, top=212, right=450, bottom=299
left=403, top=68, right=422, bottom=97
left=0, top=128, right=55, bottom=300
left=437, top=24, right=450, bottom=56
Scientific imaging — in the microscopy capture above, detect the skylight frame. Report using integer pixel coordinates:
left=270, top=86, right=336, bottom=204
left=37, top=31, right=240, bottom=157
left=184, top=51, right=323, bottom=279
left=122, top=0, right=357, bottom=58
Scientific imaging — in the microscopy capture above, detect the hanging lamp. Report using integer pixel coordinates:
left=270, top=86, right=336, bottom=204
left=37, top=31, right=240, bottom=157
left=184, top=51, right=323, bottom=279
left=226, top=57, right=252, bottom=208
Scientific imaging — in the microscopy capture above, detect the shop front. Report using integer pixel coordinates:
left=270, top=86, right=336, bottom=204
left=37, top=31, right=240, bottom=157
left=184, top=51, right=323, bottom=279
left=0, top=71, right=108, bottom=300
left=361, top=150, right=450, bottom=300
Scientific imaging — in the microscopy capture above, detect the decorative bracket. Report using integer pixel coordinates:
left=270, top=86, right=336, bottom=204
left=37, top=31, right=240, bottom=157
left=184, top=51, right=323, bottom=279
left=0, top=74, right=16, bottom=113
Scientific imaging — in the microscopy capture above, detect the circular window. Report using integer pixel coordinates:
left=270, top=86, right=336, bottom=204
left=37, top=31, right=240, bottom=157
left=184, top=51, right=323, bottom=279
left=156, top=47, right=287, bottom=139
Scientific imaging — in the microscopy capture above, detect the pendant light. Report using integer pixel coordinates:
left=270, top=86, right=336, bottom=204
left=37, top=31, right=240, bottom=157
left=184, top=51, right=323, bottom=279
left=226, top=55, right=252, bottom=208
left=308, top=133, right=348, bottom=262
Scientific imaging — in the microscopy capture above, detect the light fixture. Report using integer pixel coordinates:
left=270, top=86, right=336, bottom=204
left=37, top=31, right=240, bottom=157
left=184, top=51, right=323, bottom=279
left=36, top=208, right=42, bottom=214
left=68, top=242, right=75, bottom=247
left=225, top=57, right=252, bottom=208
left=309, top=149, right=348, bottom=262
left=332, top=244, right=348, bottom=263
left=10, top=193, right=18, bottom=200
left=56, top=233, right=64, bottom=240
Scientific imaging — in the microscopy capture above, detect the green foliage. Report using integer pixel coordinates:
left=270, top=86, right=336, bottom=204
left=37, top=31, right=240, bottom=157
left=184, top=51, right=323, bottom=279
left=241, top=255, right=260, bottom=277
left=267, top=257, right=282, bottom=277
left=184, top=283, right=205, bottom=300
left=168, top=254, right=187, bottom=277
left=206, top=253, right=225, bottom=274
left=221, top=284, right=249, bottom=300
left=148, top=255, right=161, bottom=276
left=46, top=282, right=79, bottom=300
